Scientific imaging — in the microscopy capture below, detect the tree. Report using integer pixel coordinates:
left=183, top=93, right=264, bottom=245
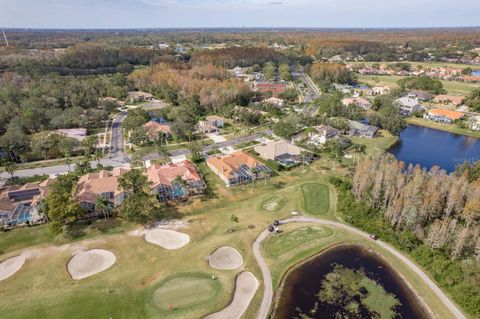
left=230, top=214, right=239, bottom=229
left=3, top=161, right=18, bottom=178
left=130, top=127, right=149, bottom=145
left=118, top=193, right=164, bottom=224
left=96, top=196, right=111, bottom=221
left=397, top=76, right=445, bottom=94
left=188, top=141, right=203, bottom=163
left=118, top=169, right=148, bottom=194
left=465, top=89, right=480, bottom=112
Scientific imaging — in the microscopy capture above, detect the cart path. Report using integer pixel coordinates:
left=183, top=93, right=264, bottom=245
left=252, top=216, right=466, bottom=319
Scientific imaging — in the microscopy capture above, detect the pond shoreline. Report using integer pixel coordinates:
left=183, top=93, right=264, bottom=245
left=407, top=117, right=480, bottom=139
left=272, top=243, right=432, bottom=319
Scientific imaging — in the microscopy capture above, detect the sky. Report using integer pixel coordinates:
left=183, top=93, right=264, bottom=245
left=1, top=0, right=480, bottom=29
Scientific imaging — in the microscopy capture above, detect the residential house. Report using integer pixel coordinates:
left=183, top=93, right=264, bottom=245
left=158, top=43, right=170, bottom=49
left=308, top=125, right=340, bottom=146
left=433, top=95, right=465, bottom=107
left=143, top=121, right=171, bottom=141
left=254, top=139, right=311, bottom=167
left=367, top=86, right=391, bottom=96
left=74, top=167, right=130, bottom=213
left=348, top=120, right=378, bottom=138
left=342, top=97, right=372, bottom=110
left=394, top=95, right=422, bottom=115
left=206, top=151, right=271, bottom=187
left=127, top=91, right=154, bottom=103
left=56, top=128, right=88, bottom=142
left=468, top=116, right=480, bottom=131
left=263, top=97, right=285, bottom=108
left=0, top=179, right=52, bottom=228
left=333, top=83, right=353, bottom=94
left=146, top=160, right=206, bottom=202
left=198, top=121, right=219, bottom=134
left=408, top=90, right=432, bottom=101
left=424, top=109, right=465, bottom=124
left=255, top=83, right=287, bottom=98
left=205, top=115, right=226, bottom=128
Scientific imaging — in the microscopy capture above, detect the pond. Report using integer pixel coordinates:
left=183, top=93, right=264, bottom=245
left=274, top=245, right=430, bottom=319
left=472, top=70, right=480, bottom=77
left=389, top=125, right=480, bottom=172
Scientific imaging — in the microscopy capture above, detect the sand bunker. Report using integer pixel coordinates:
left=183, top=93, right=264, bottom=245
left=204, top=271, right=259, bottom=319
left=208, top=246, right=243, bottom=270
left=67, top=249, right=116, bottom=280
left=0, top=255, right=26, bottom=282
left=145, top=229, right=190, bottom=250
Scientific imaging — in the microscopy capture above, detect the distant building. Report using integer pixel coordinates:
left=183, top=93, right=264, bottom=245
left=263, top=97, right=285, bottom=108
left=367, top=86, right=391, bottom=96
left=433, top=95, right=465, bottom=107
left=342, top=97, right=372, bottom=110
left=408, top=90, right=432, bottom=101
left=158, top=43, right=170, bottom=49
left=206, top=151, right=271, bottom=187
left=394, top=95, right=422, bottom=115
left=205, top=115, right=226, bottom=128
left=424, top=109, right=465, bottom=124
left=332, top=83, right=353, bottom=94
left=143, top=121, right=171, bottom=141
left=255, top=83, right=287, bottom=98
left=468, top=116, right=480, bottom=131
left=254, top=139, right=311, bottom=167
left=146, top=160, right=206, bottom=202
left=74, top=168, right=130, bottom=213
left=348, top=120, right=378, bottom=138
left=56, top=128, right=88, bottom=141
left=127, top=91, right=154, bottom=103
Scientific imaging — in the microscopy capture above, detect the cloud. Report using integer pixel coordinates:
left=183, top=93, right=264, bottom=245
left=267, top=1, right=284, bottom=5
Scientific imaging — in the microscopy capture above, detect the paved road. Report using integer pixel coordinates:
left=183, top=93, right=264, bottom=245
left=253, top=216, right=466, bottom=319
left=0, top=113, right=130, bottom=179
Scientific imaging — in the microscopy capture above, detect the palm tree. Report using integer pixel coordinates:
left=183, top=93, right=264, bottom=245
left=96, top=196, right=111, bottom=222
left=64, top=152, right=72, bottom=172
left=3, top=161, right=17, bottom=179
left=300, top=150, right=309, bottom=172
left=250, top=167, right=260, bottom=190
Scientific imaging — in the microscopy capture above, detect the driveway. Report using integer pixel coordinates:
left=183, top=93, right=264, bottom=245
left=253, top=216, right=466, bottom=319
left=207, top=133, right=227, bottom=143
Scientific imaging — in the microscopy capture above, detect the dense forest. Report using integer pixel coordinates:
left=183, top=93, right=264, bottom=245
left=191, top=47, right=283, bottom=68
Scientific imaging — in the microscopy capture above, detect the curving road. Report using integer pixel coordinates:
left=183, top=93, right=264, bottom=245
left=253, top=216, right=466, bottom=319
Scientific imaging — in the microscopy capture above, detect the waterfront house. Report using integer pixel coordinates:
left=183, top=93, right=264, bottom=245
left=206, top=151, right=271, bottom=186
left=394, top=95, right=422, bottom=115
left=308, top=125, right=341, bottom=146
left=423, top=109, right=465, bottom=124
left=146, top=160, right=206, bottom=202
left=348, top=120, right=378, bottom=138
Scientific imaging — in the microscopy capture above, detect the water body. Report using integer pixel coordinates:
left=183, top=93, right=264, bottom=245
left=472, top=70, right=480, bottom=77
left=389, top=125, right=480, bottom=172
left=274, top=245, right=430, bottom=319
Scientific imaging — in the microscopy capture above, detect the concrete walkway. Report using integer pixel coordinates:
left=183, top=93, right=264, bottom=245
left=252, top=216, right=467, bottom=319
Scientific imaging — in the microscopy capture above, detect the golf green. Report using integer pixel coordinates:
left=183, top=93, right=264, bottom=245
left=152, top=274, right=220, bottom=310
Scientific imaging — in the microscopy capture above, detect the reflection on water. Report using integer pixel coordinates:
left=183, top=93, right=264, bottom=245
left=389, top=125, right=480, bottom=172
left=274, top=245, right=430, bottom=319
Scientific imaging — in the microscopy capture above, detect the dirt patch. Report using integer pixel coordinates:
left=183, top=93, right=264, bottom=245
left=208, top=246, right=243, bottom=270
left=67, top=249, right=116, bottom=280
left=0, top=254, right=26, bottom=282
left=204, top=271, right=259, bottom=319
left=144, top=229, right=190, bottom=250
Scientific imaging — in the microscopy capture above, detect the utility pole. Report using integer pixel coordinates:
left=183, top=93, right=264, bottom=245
left=2, top=29, right=9, bottom=46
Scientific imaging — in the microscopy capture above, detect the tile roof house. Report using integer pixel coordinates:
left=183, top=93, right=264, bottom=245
left=408, top=90, right=432, bottom=101
left=342, top=97, right=372, bottom=110
left=74, top=167, right=130, bottom=213
left=433, top=95, right=465, bottom=107
left=0, top=179, right=52, bottom=228
left=394, top=95, right=422, bottom=115
left=127, top=91, right=154, bottom=103
left=424, top=109, right=465, bottom=124
left=206, top=151, right=272, bottom=187
left=146, top=160, right=206, bottom=202
left=348, top=120, right=378, bottom=138
left=143, top=121, right=171, bottom=141
left=367, top=86, right=391, bottom=96
left=254, top=139, right=311, bottom=167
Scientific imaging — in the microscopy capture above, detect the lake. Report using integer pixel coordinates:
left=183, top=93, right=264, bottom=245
left=472, top=70, right=480, bottom=77
left=389, top=125, right=480, bottom=172
left=274, top=245, right=430, bottom=319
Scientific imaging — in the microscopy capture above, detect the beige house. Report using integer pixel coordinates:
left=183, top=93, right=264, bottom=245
left=254, top=139, right=311, bottom=167
left=433, top=95, right=465, bottom=107
left=143, top=121, right=171, bottom=141
left=127, top=91, right=154, bottom=103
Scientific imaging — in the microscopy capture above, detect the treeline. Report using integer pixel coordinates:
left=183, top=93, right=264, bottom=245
left=309, top=62, right=357, bottom=87
left=353, top=154, right=480, bottom=261
left=129, top=62, right=253, bottom=112
left=397, top=76, right=446, bottom=95
left=191, top=47, right=283, bottom=68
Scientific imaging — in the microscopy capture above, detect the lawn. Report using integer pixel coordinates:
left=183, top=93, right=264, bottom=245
left=407, top=117, right=480, bottom=139
left=300, top=183, right=330, bottom=215
left=350, top=130, right=399, bottom=157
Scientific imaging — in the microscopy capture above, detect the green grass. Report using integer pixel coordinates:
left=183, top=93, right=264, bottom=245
left=350, top=130, right=399, bottom=157
left=301, top=183, right=330, bottom=215
left=151, top=273, right=221, bottom=312
left=263, top=226, right=333, bottom=258
left=407, top=117, right=480, bottom=139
